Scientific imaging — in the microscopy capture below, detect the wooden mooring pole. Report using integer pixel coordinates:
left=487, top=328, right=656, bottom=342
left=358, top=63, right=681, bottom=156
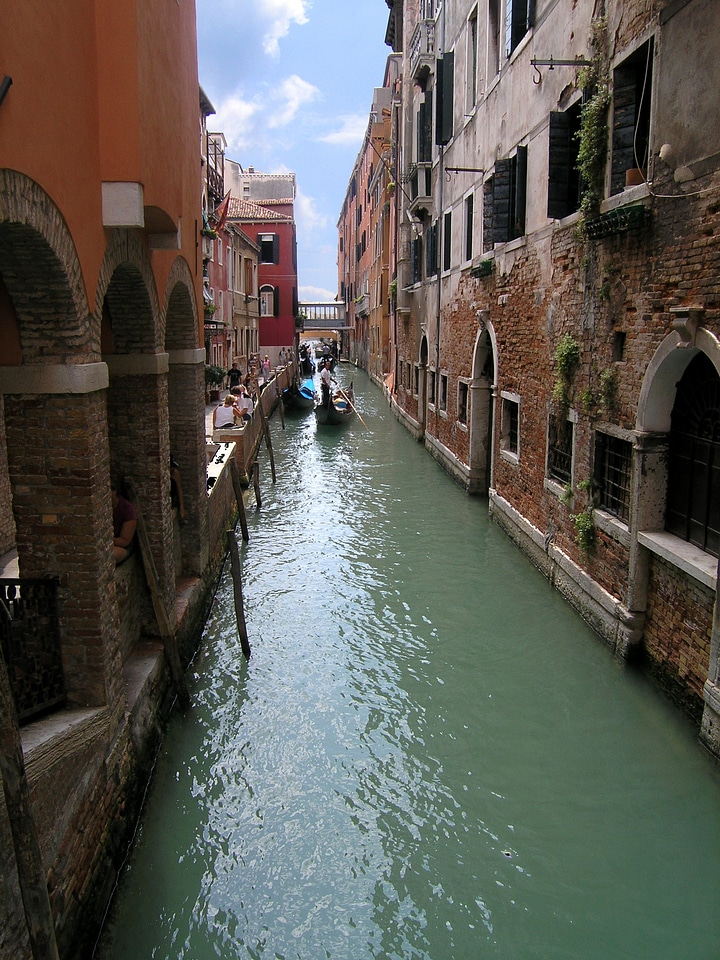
left=256, top=397, right=276, bottom=483
left=252, top=461, right=262, bottom=509
left=227, top=531, right=251, bottom=659
left=229, top=458, right=249, bottom=542
left=0, top=655, right=60, bottom=960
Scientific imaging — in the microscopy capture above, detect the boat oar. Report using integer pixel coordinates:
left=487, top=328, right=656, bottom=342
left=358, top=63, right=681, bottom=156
left=336, top=387, right=370, bottom=432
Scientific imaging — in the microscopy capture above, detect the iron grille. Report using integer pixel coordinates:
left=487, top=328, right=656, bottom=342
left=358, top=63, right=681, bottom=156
left=0, top=578, right=65, bottom=725
left=548, top=415, right=573, bottom=484
left=595, top=433, right=632, bottom=523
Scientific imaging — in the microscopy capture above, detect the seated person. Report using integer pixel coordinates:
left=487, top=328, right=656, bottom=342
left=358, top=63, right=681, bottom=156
left=111, top=482, right=137, bottom=565
left=213, top=393, right=243, bottom=429
left=231, top=386, right=254, bottom=420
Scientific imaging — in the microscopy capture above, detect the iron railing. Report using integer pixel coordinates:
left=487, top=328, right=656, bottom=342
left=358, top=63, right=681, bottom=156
left=0, top=578, right=65, bottom=725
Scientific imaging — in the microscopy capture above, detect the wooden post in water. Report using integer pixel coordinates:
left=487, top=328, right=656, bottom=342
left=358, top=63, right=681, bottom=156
left=256, top=396, right=277, bottom=483
left=278, top=392, right=285, bottom=430
left=229, top=458, right=249, bottom=542
left=252, top=461, right=262, bottom=508
left=0, top=654, right=60, bottom=960
left=227, top=531, right=251, bottom=659
left=129, top=488, right=191, bottom=710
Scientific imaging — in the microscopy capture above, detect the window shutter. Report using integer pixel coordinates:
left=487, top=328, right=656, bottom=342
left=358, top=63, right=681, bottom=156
left=274, top=286, right=280, bottom=316
left=483, top=176, right=495, bottom=252
left=435, top=52, right=454, bottom=145
left=612, top=65, right=638, bottom=195
left=272, top=234, right=280, bottom=264
left=514, top=144, right=528, bottom=237
left=547, top=111, right=572, bottom=219
left=493, top=158, right=511, bottom=244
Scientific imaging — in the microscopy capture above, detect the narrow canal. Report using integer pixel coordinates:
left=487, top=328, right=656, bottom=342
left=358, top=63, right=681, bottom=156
left=98, top=368, right=720, bottom=960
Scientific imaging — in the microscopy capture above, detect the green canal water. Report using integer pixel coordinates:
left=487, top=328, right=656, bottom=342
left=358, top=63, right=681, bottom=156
left=97, top=368, right=720, bottom=960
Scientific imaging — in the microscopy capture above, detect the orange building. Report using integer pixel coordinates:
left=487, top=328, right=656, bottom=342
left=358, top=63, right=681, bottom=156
left=0, top=3, right=216, bottom=956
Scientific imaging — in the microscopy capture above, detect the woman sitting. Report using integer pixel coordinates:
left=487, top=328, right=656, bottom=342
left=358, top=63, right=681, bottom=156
left=213, top=394, right=243, bottom=430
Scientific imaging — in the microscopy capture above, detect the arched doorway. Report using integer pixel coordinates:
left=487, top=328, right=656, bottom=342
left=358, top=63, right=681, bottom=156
left=468, top=324, right=496, bottom=494
left=418, top=334, right=429, bottom=437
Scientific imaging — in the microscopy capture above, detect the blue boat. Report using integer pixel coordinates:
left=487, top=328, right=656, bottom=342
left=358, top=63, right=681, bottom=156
left=282, top=376, right=317, bottom=411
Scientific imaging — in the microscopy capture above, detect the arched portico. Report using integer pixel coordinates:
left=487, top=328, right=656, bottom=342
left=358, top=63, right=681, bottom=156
left=0, top=171, right=122, bottom=713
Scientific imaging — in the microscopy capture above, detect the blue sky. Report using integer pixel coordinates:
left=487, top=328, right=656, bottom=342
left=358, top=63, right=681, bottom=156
left=195, top=0, right=392, bottom=300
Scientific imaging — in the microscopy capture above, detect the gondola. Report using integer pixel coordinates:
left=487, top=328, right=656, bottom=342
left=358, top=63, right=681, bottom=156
left=315, top=385, right=354, bottom=426
left=282, top=376, right=317, bottom=411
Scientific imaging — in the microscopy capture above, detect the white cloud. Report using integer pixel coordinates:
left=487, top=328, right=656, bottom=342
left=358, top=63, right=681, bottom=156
left=299, top=285, right=338, bottom=302
left=295, top=187, right=329, bottom=235
left=261, top=0, right=311, bottom=56
left=212, top=93, right=261, bottom=151
left=213, top=75, right=319, bottom=154
left=268, top=75, right=320, bottom=128
left=318, top=114, right=369, bottom=146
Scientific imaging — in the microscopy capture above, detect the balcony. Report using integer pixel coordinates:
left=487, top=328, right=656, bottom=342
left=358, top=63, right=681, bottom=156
left=355, top=292, right=370, bottom=317
left=409, top=19, right=435, bottom=80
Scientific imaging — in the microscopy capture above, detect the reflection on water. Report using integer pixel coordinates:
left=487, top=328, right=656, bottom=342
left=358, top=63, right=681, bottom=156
left=98, top=368, right=720, bottom=960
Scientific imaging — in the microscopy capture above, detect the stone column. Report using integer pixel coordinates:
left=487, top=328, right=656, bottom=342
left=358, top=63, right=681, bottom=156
left=0, top=362, right=124, bottom=713
left=618, top=431, right=669, bottom=658
left=168, top=348, right=209, bottom=576
left=105, top=353, right=176, bottom=622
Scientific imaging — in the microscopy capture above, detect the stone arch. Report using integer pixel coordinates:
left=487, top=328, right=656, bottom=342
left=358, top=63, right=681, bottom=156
left=637, top=327, right=720, bottom=433
left=97, top=230, right=160, bottom=354
left=0, top=169, right=91, bottom=361
left=468, top=320, right=498, bottom=494
left=163, top=258, right=207, bottom=578
left=163, top=256, right=198, bottom=352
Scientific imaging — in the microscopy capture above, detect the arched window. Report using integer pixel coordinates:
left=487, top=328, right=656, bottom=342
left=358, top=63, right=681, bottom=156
left=665, top=351, right=720, bottom=557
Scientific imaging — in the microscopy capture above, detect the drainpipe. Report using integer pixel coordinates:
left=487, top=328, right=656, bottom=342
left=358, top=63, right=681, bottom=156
left=434, top=2, right=446, bottom=426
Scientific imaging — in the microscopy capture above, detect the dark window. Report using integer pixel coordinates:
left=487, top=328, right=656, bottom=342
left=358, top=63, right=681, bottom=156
left=411, top=236, right=423, bottom=284
left=611, top=39, right=654, bottom=195
left=465, top=193, right=474, bottom=261
left=548, top=414, right=573, bottom=484
left=505, top=0, right=534, bottom=58
left=501, top=397, right=519, bottom=455
left=547, top=102, right=583, bottom=219
left=666, top=352, right=720, bottom=558
left=426, top=222, right=438, bottom=277
left=429, top=370, right=436, bottom=405
left=485, top=146, right=527, bottom=246
left=594, top=433, right=632, bottom=522
left=417, top=92, right=433, bottom=162
left=443, top=211, right=452, bottom=270
left=440, top=373, right=448, bottom=411
left=458, top=381, right=469, bottom=424
left=259, top=233, right=278, bottom=264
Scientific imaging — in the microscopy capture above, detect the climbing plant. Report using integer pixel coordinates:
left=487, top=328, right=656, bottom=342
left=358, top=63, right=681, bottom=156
left=553, top=334, right=581, bottom=408
left=575, top=17, right=610, bottom=224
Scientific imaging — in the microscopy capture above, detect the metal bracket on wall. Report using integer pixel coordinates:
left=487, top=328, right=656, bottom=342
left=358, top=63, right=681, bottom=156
left=530, top=58, right=591, bottom=85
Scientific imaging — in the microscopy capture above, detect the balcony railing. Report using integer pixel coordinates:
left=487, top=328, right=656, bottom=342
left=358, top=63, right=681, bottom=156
left=409, top=19, right=435, bottom=79
left=0, top=578, right=64, bottom=725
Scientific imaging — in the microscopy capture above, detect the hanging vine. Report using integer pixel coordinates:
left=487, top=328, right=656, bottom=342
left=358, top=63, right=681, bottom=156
left=575, top=16, right=610, bottom=225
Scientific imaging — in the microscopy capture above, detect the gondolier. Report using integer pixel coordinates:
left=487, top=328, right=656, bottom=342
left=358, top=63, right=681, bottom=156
left=320, top=358, right=336, bottom=408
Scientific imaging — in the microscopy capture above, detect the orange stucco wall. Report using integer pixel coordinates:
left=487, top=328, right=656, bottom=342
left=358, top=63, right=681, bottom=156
left=1, top=0, right=202, bottom=319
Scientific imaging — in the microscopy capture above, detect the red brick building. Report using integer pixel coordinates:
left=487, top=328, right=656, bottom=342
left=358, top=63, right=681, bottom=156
left=224, top=166, right=299, bottom=365
left=349, top=0, right=720, bottom=758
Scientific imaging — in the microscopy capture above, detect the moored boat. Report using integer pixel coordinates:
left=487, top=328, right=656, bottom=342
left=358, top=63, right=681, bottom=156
left=282, top=376, right=316, bottom=411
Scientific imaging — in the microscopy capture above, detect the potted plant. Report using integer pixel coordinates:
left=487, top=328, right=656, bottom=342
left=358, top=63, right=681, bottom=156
left=205, top=364, right=225, bottom=403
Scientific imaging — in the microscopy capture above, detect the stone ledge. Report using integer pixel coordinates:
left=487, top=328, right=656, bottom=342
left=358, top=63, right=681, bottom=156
left=638, top=530, right=717, bottom=590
